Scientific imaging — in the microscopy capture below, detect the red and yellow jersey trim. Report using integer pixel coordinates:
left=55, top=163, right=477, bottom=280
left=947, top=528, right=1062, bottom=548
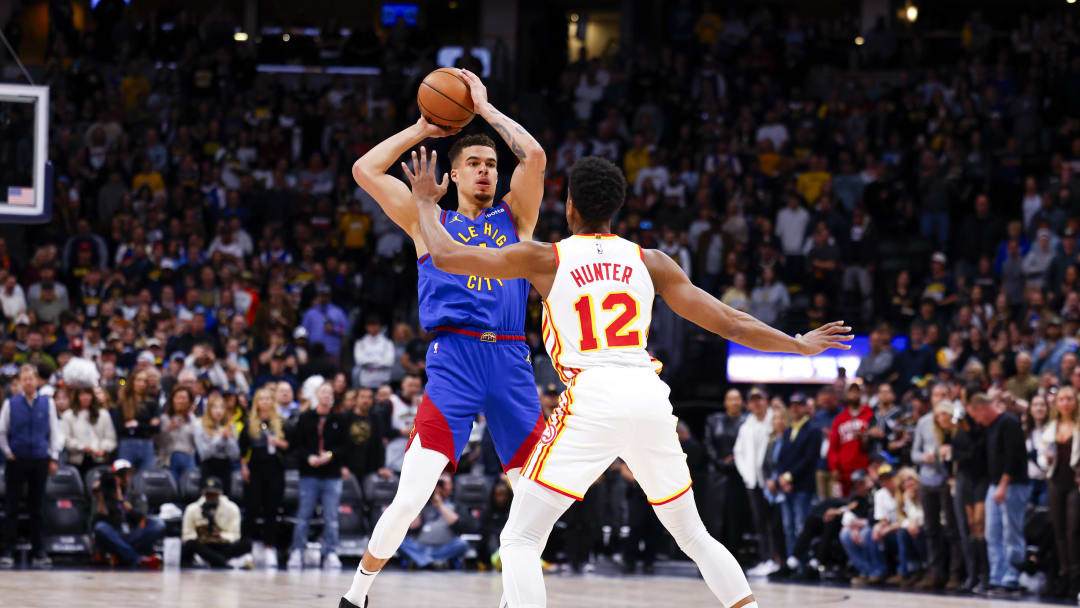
left=647, top=480, right=693, bottom=506
left=571, top=233, right=619, bottom=240
left=526, top=377, right=577, bottom=485
left=542, top=300, right=581, bottom=383
left=552, top=242, right=561, bottom=266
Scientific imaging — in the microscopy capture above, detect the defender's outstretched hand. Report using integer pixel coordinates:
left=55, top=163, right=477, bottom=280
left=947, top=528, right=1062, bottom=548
left=402, top=146, right=450, bottom=204
left=795, top=321, right=854, bottom=355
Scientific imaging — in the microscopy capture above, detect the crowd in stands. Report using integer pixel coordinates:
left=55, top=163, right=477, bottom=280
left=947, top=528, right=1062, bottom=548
left=1, top=0, right=1080, bottom=601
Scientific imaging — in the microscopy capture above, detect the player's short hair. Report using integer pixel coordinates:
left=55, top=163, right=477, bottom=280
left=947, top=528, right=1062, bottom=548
left=449, top=134, right=497, bottom=165
left=568, top=157, right=626, bottom=223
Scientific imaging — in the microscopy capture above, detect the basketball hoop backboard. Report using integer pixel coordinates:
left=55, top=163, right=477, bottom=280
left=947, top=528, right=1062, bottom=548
left=0, top=83, right=51, bottom=224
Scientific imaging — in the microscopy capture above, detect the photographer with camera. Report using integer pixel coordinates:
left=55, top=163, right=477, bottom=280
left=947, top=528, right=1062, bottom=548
left=0, top=363, right=64, bottom=569
left=181, top=476, right=252, bottom=568
left=91, top=458, right=165, bottom=568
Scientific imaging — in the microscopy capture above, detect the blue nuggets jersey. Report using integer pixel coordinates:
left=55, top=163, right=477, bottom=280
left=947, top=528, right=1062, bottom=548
left=417, top=201, right=528, bottom=333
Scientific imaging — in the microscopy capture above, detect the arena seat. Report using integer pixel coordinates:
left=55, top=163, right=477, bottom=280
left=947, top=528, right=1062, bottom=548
left=179, top=468, right=202, bottom=504
left=130, top=468, right=179, bottom=515
left=229, top=469, right=245, bottom=503
left=362, top=472, right=399, bottom=531
left=83, top=464, right=112, bottom=497
left=337, top=473, right=368, bottom=557
left=453, top=475, right=491, bottom=517
left=43, top=465, right=91, bottom=555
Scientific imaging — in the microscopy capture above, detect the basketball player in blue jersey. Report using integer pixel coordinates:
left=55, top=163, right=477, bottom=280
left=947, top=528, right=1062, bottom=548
left=341, top=70, right=546, bottom=608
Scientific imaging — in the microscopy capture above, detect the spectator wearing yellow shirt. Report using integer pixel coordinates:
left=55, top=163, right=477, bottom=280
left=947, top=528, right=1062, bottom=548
left=132, top=158, right=165, bottom=196
left=339, top=201, right=372, bottom=251
left=756, top=139, right=781, bottom=178
left=796, top=155, right=832, bottom=205
left=120, top=64, right=150, bottom=111
left=623, top=134, right=651, bottom=184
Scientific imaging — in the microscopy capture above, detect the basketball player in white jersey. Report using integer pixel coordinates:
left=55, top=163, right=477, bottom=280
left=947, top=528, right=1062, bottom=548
left=402, top=148, right=853, bottom=608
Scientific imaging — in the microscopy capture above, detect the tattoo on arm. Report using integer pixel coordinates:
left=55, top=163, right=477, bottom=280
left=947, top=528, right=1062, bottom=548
left=486, top=107, right=534, bottom=162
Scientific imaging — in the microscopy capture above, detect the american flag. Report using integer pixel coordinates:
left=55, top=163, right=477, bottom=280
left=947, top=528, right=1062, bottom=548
left=7, top=187, right=34, bottom=206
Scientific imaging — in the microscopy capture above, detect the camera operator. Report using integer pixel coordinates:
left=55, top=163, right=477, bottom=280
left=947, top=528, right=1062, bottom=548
left=181, top=476, right=252, bottom=568
left=91, top=459, right=165, bottom=568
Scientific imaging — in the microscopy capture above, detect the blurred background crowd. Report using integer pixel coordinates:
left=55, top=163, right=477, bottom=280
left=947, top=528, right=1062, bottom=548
left=2, top=0, right=1080, bottom=602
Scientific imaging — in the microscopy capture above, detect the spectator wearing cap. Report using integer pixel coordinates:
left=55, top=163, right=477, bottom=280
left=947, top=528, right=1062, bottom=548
left=838, top=464, right=893, bottom=586
left=195, top=393, right=240, bottom=497
left=181, top=475, right=252, bottom=568
left=112, top=367, right=161, bottom=471
left=909, top=387, right=964, bottom=590
left=0, top=274, right=27, bottom=320
left=0, top=364, right=63, bottom=568
left=254, top=348, right=298, bottom=392
left=922, top=252, right=958, bottom=311
left=734, top=387, right=777, bottom=574
left=91, top=458, right=165, bottom=569
left=301, top=284, right=348, bottom=359
left=287, top=381, right=348, bottom=570
left=62, top=387, right=118, bottom=477
left=774, top=392, right=820, bottom=557
left=352, top=315, right=394, bottom=390
left=1034, top=316, right=1076, bottom=377
left=240, top=387, right=291, bottom=568
left=827, top=383, right=874, bottom=496
left=157, top=386, right=199, bottom=485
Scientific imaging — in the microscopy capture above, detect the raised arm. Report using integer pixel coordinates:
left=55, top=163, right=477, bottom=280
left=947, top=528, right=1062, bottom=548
left=643, top=248, right=852, bottom=355
left=403, top=148, right=556, bottom=290
left=351, top=117, right=459, bottom=255
left=459, top=70, right=546, bottom=239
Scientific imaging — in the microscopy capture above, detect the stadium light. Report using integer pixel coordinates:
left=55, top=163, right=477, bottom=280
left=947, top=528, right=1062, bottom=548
left=282, top=33, right=291, bottom=42
left=854, top=36, right=865, bottom=46
left=1069, top=0, right=1077, bottom=5
left=905, top=4, right=918, bottom=22
left=233, top=32, right=249, bottom=42
left=570, top=13, right=579, bottom=23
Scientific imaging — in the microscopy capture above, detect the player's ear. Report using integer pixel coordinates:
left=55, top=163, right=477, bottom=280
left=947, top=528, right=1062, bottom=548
left=449, top=167, right=458, bottom=183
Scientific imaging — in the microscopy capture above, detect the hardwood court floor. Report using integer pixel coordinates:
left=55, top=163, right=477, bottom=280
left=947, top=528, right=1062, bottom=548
left=0, top=569, right=1058, bottom=608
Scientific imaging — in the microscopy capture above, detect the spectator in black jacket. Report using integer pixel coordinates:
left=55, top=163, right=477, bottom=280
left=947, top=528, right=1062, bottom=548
left=967, top=391, right=1030, bottom=595
left=399, top=472, right=475, bottom=569
left=239, top=387, right=290, bottom=569
left=112, top=367, right=161, bottom=470
left=952, top=405, right=989, bottom=592
left=678, top=420, right=707, bottom=482
left=480, top=481, right=512, bottom=566
left=286, top=380, right=348, bottom=571
left=776, top=392, right=821, bottom=557
left=341, top=387, right=391, bottom=481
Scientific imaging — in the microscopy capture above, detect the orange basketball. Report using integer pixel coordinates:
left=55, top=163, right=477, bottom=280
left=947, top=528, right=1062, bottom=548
left=417, top=68, right=475, bottom=129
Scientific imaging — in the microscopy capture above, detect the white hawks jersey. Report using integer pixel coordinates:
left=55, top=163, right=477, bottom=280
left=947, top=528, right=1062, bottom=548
left=542, top=233, right=662, bottom=384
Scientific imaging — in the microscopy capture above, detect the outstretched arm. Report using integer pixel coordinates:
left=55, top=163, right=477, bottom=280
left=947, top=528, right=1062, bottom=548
left=351, top=117, right=459, bottom=255
left=403, top=148, right=556, bottom=289
left=643, top=249, right=852, bottom=355
left=459, top=69, right=546, bottom=239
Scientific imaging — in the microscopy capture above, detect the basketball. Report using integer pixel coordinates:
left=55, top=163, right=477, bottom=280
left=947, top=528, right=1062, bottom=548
left=417, top=68, right=475, bottom=129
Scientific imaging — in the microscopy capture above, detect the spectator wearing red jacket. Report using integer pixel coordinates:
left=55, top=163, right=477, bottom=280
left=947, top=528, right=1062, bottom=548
left=828, top=383, right=874, bottom=495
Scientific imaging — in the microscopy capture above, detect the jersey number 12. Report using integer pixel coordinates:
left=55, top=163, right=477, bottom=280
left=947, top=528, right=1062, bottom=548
left=573, top=292, right=643, bottom=352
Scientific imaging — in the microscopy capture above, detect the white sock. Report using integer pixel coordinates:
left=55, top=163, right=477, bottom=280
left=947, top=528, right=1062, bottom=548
left=344, top=566, right=378, bottom=605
